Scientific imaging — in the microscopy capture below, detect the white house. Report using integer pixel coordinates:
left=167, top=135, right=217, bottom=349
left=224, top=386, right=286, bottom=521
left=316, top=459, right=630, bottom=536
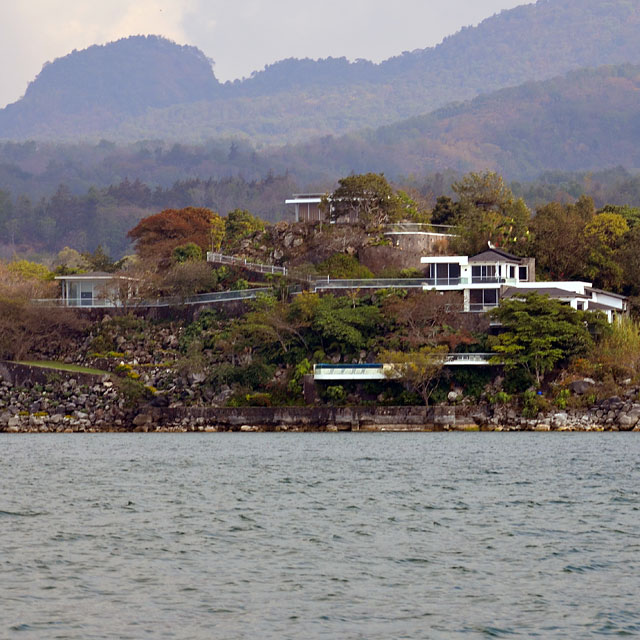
left=421, top=247, right=627, bottom=320
left=55, top=272, right=137, bottom=308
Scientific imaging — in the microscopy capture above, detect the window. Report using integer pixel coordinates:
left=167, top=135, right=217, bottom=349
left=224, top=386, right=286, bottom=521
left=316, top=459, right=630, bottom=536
left=472, top=265, right=496, bottom=283
left=427, top=263, right=461, bottom=284
left=519, top=266, right=528, bottom=281
left=509, top=265, right=516, bottom=279
left=469, top=289, right=498, bottom=311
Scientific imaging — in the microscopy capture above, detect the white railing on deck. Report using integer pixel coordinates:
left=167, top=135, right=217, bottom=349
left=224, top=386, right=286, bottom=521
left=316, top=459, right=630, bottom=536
left=207, top=252, right=287, bottom=275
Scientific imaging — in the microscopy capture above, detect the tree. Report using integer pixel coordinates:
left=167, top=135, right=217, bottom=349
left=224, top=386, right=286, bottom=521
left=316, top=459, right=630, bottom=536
left=311, top=294, right=382, bottom=354
left=430, top=195, right=459, bottom=226
left=583, top=212, right=629, bottom=291
left=489, top=293, right=595, bottom=385
left=128, top=207, right=223, bottom=265
left=172, top=242, right=203, bottom=263
left=160, top=261, right=216, bottom=301
left=6, top=260, right=53, bottom=282
left=83, top=245, right=120, bottom=273
left=531, top=196, right=595, bottom=280
left=379, top=345, right=449, bottom=405
left=326, top=173, right=404, bottom=229
left=381, top=290, right=469, bottom=348
left=223, top=209, right=265, bottom=251
left=451, top=172, right=532, bottom=255
left=452, top=171, right=515, bottom=213
left=55, top=247, right=90, bottom=274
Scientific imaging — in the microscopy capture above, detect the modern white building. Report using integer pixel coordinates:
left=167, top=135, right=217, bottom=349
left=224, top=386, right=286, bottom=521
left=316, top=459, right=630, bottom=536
left=55, top=272, right=137, bottom=307
left=421, top=247, right=627, bottom=320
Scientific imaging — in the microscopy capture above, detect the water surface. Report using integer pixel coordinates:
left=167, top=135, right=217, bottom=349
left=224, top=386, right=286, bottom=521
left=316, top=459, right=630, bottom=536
left=1, top=433, right=639, bottom=639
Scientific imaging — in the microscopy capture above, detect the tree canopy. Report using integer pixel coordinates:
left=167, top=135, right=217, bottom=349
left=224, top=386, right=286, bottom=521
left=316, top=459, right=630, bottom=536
left=489, top=293, right=600, bottom=385
left=128, top=207, right=222, bottom=265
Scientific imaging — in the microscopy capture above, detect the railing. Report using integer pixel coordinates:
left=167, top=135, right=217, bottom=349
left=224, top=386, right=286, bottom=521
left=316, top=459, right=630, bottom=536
left=470, top=277, right=517, bottom=285
left=384, top=223, right=457, bottom=235
left=444, top=353, right=497, bottom=365
left=310, top=278, right=431, bottom=291
left=207, top=252, right=287, bottom=276
left=31, top=288, right=272, bottom=309
left=468, top=303, right=499, bottom=313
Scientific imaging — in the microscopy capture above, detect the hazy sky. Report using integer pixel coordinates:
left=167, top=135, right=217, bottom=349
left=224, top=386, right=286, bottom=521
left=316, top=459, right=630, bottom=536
left=1, top=0, right=532, bottom=108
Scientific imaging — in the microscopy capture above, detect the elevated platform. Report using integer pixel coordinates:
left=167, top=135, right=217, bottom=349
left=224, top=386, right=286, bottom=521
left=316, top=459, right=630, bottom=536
left=314, top=355, right=498, bottom=380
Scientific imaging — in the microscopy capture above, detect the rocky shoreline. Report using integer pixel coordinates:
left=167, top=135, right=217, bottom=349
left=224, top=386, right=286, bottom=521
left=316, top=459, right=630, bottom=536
left=2, top=360, right=640, bottom=434
left=2, top=374, right=640, bottom=433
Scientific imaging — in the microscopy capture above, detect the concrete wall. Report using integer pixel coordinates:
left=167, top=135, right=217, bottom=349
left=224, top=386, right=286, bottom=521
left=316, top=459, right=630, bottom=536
left=149, top=405, right=480, bottom=431
left=0, top=361, right=104, bottom=387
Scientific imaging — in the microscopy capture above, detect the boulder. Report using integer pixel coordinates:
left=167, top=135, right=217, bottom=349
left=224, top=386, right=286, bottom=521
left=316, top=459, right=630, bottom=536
left=569, top=379, right=595, bottom=395
left=133, top=413, right=152, bottom=427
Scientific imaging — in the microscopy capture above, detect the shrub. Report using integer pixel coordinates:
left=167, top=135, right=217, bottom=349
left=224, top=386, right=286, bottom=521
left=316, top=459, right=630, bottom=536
left=554, top=388, right=570, bottom=409
left=491, top=391, right=512, bottom=405
left=325, top=385, right=347, bottom=405
left=522, top=390, right=549, bottom=418
left=316, top=254, right=373, bottom=279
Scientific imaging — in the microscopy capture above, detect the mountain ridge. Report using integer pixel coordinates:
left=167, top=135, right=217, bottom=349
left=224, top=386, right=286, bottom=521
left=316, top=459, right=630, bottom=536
left=4, top=0, right=640, bottom=143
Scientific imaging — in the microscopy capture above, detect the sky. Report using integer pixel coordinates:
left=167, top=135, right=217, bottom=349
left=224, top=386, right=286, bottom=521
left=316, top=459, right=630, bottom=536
left=0, top=0, right=532, bottom=108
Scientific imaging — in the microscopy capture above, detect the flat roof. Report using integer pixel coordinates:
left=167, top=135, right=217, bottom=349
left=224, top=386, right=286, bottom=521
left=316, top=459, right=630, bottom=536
left=502, top=286, right=590, bottom=299
left=55, top=272, right=136, bottom=281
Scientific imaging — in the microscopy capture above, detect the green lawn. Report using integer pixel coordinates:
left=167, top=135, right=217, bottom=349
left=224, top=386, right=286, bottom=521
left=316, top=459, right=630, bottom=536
left=18, top=361, right=111, bottom=376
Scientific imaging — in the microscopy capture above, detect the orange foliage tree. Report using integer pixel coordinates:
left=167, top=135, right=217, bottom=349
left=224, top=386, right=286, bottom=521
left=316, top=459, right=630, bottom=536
left=127, top=207, right=221, bottom=265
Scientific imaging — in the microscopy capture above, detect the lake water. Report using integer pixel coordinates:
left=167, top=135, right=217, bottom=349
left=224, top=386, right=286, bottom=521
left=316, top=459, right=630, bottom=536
left=1, top=433, right=639, bottom=639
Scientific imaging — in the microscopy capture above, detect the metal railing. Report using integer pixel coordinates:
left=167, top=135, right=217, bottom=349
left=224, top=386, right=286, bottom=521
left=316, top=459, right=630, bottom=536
left=468, top=303, right=499, bottom=313
left=207, top=252, right=287, bottom=275
left=32, top=288, right=272, bottom=309
left=384, top=223, right=457, bottom=235
left=470, top=277, right=517, bottom=285
left=310, top=278, right=431, bottom=291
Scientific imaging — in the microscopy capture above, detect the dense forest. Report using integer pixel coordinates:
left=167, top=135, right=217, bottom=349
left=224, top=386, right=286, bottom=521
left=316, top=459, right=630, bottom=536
left=3, top=61, right=640, bottom=205
left=3, top=0, right=640, bottom=143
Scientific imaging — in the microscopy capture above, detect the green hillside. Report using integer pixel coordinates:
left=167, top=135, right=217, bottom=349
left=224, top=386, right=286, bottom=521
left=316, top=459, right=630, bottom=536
left=270, top=64, right=640, bottom=180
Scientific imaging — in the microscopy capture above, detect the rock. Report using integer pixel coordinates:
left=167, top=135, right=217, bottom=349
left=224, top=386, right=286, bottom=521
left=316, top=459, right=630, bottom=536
left=569, top=379, right=595, bottom=395
left=472, top=412, right=489, bottom=426
left=617, top=410, right=640, bottom=430
left=240, top=425, right=257, bottom=432
left=552, top=412, right=568, bottom=428
left=534, top=423, right=551, bottom=432
left=133, top=413, right=152, bottom=426
left=188, top=372, right=206, bottom=385
left=447, top=391, right=460, bottom=402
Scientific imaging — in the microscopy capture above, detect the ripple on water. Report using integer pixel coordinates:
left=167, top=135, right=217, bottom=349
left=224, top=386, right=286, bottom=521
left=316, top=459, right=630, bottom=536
left=0, top=433, right=639, bottom=639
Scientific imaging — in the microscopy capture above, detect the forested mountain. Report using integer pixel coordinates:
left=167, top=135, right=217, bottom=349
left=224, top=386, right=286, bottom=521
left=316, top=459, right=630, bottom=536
left=3, top=0, right=640, bottom=143
left=0, top=36, right=221, bottom=139
left=266, top=64, right=640, bottom=180
left=2, top=62, right=640, bottom=200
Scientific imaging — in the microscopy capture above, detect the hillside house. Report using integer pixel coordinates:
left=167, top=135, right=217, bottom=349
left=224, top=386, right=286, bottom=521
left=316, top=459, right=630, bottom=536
left=421, top=247, right=627, bottom=320
left=55, top=272, right=137, bottom=307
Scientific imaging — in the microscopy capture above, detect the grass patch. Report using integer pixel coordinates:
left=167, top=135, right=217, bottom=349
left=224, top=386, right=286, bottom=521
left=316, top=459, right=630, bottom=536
left=18, top=361, right=110, bottom=376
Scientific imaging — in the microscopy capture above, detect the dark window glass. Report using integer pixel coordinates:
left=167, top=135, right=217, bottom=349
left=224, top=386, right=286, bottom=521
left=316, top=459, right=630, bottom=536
left=484, top=289, right=497, bottom=304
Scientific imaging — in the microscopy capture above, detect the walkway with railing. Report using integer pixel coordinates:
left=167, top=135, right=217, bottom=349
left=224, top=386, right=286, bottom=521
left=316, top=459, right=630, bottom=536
left=384, top=223, right=457, bottom=236
left=31, top=288, right=272, bottom=309
left=207, top=252, right=287, bottom=276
